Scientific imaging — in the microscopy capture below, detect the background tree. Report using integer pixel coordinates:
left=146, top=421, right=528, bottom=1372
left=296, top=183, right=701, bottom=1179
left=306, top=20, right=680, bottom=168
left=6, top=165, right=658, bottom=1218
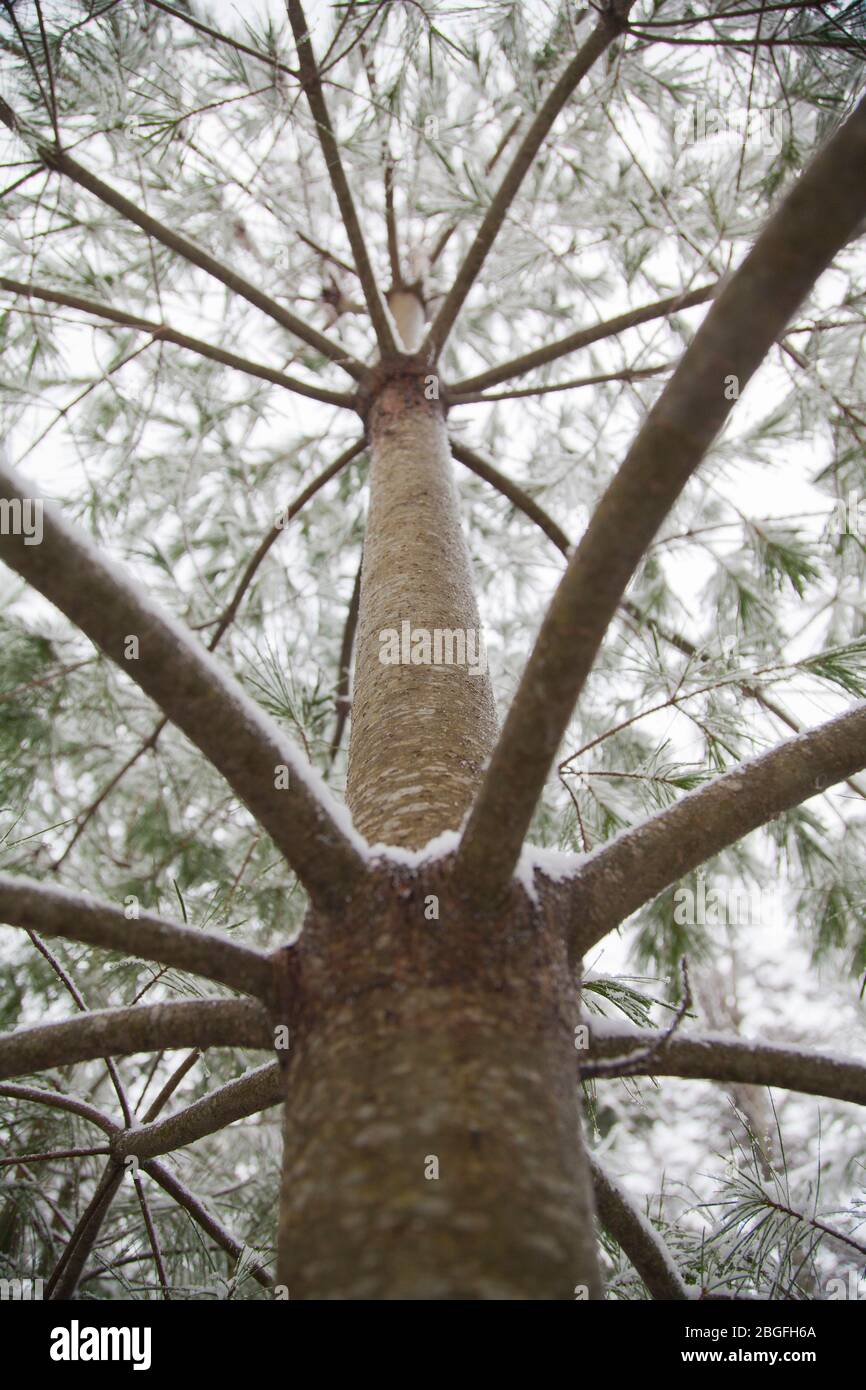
left=1, top=0, right=866, bottom=1300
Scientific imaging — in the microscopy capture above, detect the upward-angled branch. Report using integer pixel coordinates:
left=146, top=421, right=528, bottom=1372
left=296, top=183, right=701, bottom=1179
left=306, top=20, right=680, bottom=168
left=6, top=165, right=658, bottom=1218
left=571, top=699, right=866, bottom=955
left=420, top=1, right=635, bottom=360
left=588, top=1153, right=690, bottom=1299
left=451, top=284, right=717, bottom=396
left=0, top=999, right=271, bottom=1081
left=453, top=91, right=866, bottom=907
left=53, top=437, right=365, bottom=867
left=0, top=454, right=369, bottom=909
left=287, top=0, right=397, bottom=355
left=0, top=874, right=274, bottom=999
left=0, top=277, right=357, bottom=409
left=451, top=442, right=866, bottom=822
left=0, top=100, right=365, bottom=380
left=209, top=438, right=366, bottom=647
left=329, top=554, right=363, bottom=763
left=451, top=361, right=673, bottom=405
left=115, top=1062, right=283, bottom=1162
left=0, top=1077, right=275, bottom=1288
left=143, top=0, right=299, bottom=81
left=384, top=156, right=401, bottom=287
left=450, top=438, right=572, bottom=555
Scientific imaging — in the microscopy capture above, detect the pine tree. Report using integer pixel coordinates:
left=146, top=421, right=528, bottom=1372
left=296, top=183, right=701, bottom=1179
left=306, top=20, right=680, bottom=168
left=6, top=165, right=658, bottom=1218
left=1, top=0, right=866, bottom=1300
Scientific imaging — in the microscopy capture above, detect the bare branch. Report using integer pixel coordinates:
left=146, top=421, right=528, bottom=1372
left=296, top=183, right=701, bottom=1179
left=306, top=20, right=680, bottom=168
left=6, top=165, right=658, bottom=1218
left=449, top=361, right=673, bottom=405
left=0, top=873, right=274, bottom=998
left=453, top=92, right=866, bottom=907
left=626, top=24, right=863, bottom=51
left=47, top=1165, right=125, bottom=1299
left=140, top=1049, right=201, bottom=1124
left=420, top=3, right=634, bottom=359
left=296, top=227, right=356, bottom=278
left=0, top=1144, right=110, bottom=1168
left=141, top=1158, right=273, bottom=1288
left=52, top=727, right=165, bottom=870
left=23, top=926, right=133, bottom=1125
left=571, top=699, right=866, bottom=954
left=115, top=1062, right=282, bottom=1162
left=143, top=0, right=299, bottom=81
left=0, top=99, right=365, bottom=380
left=588, top=1153, right=691, bottom=1299
left=287, top=0, right=396, bottom=354
left=0, top=454, right=369, bottom=908
left=384, top=156, right=401, bottom=287
left=0, top=1082, right=116, bottom=1134
left=210, top=438, right=365, bottom=647
left=132, top=1169, right=171, bottom=1298
left=450, top=438, right=571, bottom=555
left=329, top=555, right=362, bottom=763
left=53, top=438, right=364, bottom=868
left=451, top=284, right=717, bottom=397
left=0, top=277, right=357, bottom=408
left=583, top=1024, right=866, bottom=1109
left=0, top=999, right=271, bottom=1081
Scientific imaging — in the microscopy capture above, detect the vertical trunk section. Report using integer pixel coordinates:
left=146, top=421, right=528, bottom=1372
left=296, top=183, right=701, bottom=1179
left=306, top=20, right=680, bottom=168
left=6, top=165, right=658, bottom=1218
left=276, top=879, right=602, bottom=1300
left=276, top=357, right=601, bottom=1299
left=345, top=373, right=497, bottom=846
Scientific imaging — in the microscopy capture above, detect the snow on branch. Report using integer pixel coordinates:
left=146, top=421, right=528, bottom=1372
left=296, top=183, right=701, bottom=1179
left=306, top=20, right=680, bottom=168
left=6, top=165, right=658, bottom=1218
left=570, top=701, right=866, bottom=953
left=0, top=453, right=369, bottom=909
left=453, top=91, right=866, bottom=908
left=421, top=1, right=635, bottom=360
left=588, top=1153, right=691, bottom=1299
left=0, top=873, right=274, bottom=999
left=0, top=999, right=271, bottom=1081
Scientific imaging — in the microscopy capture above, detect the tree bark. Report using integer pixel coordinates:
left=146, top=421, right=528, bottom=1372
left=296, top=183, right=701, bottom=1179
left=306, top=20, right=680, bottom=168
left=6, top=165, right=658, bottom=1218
left=345, top=374, right=496, bottom=846
left=276, top=371, right=598, bottom=1299
left=274, top=872, right=600, bottom=1299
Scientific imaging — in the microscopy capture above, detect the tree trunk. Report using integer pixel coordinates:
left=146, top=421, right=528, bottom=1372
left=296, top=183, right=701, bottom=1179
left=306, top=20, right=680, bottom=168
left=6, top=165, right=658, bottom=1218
left=345, top=370, right=496, bottom=846
left=274, top=873, right=600, bottom=1300
left=275, top=362, right=600, bottom=1298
